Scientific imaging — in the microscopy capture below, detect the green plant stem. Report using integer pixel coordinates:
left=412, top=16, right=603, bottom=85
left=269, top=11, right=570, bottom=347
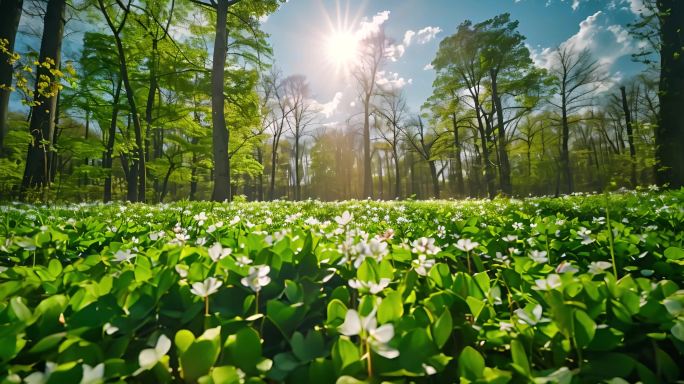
left=604, top=194, right=618, bottom=277
left=204, top=296, right=209, bottom=316
left=467, top=251, right=472, bottom=274
left=366, top=340, right=373, bottom=378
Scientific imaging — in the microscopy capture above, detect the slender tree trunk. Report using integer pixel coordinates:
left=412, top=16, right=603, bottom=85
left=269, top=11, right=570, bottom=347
left=451, top=113, right=465, bottom=197
left=393, top=150, right=401, bottom=199
left=21, top=0, right=66, bottom=192
left=98, top=0, right=146, bottom=201
left=0, top=0, right=23, bottom=156
left=428, top=160, right=440, bottom=198
left=294, top=134, right=301, bottom=200
left=377, top=152, right=383, bottom=199
left=620, top=86, right=638, bottom=188
left=655, top=0, right=684, bottom=187
left=475, top=101, right=496, bottom=199
left=362, top=94, right=373, bottom=198
left=560, top=96, right=573, bottom=194
left=211, top=0, right=231, bottom=201
left=269, top=133, right=280, bottom=200
left=104, top=79, right=122, bottom=202
left=491, top=71, right=512, bottom=195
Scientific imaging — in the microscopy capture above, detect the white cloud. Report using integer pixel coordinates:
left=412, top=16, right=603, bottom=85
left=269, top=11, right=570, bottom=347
left=357, top=10, right=390, bottom=39
left=571, top=0, right=580, bottom=11
left=315, top=92, right=343, bottom=118
left=530, top=11, right=637, bottom=71
left=423, top=63, right=434, bottom=71
left=376, top=71, right=412, bottom=91
left=385, top=44, right=406, bottom=62
left=403, top=30, right=416, bottom=47
left=415, top=26, right=442, bottom=44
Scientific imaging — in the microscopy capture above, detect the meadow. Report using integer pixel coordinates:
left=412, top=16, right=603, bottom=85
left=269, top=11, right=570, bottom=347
left=0, top=189, right=683, bottom=383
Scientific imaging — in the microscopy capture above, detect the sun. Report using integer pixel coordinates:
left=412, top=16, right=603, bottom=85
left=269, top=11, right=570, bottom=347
left=326, top=29, right=359, bottom=72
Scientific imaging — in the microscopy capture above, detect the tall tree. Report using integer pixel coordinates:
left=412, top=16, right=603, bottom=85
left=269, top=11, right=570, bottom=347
left=0, top=0, right=23, bottom=155
left=376, top=89, right=407, bottom=199
left=97, top=0, right=147, bottom=202
left=283, top=75, right=315, bottom=201
left=21, top=0, right=67, bottom=192
left=353, top=29, right=387, bottom=199
left=653, top=1, right=684, bottom=187
left=548, top=46, right=603, bottom=194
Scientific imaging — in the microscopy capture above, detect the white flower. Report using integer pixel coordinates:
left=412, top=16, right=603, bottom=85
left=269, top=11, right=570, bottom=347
left=193, top=212, right=208, bottom=225
left=196, top=237, right=207, bottom=246
left=230, top=215, right=241, bottom=226
left=534, top=274, right=562, bottom=291
left=24, top=362, right=56, bottom=384
left=499, top=321, right=514, bottom=331
left=555, top=261, right=579, bottom=274
left=113, top=249, right=136, bottom=263
left=528, top=250, right=548, bottom=264
left=207, top=225, right=217, bottom=234
left=335, top=211, right=353, bottom=226
left=190, top=277, right=223, bottom=298
left=502, top=235, right=517, bottom=242
left=512, top=222, right=524, bottom=230
left=138, top=334, right=171, bottom=371
left=411, top=237, right=441, bottom=255
left=241, top=265, right=271, bottom=292
left=588, top=261, right=612, bottom=275
left=235, top=256, right=252, bottom=268
left=338, top=309, right=399, bottom=359
left=80, top=363, right=104, bottom=384
left=149, top=230, right=165, bottom=241
left=208, top=243, right=232, bottom=262
left=412, top=254, right=436, bottom=276
left=175, top=264, right=189, bottom=278
left=348, top=278, right=391, bottom=294
left=577, top=227, right=594, bottom=245
left=515, top=304, right=547, bottom=326
left=103, top=322, right=119, bottom=335
left=456, top=238, right=479, bottom=252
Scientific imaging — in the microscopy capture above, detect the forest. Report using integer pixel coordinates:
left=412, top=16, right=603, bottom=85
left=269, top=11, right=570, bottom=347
left=0, top=0, right=682, bottom=202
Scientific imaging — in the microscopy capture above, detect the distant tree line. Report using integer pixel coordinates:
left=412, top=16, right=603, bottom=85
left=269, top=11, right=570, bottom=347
left=0, top=0, right=681, bottom=202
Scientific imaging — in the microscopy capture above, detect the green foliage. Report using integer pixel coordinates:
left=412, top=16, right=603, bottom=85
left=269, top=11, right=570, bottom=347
left=0, top=190, right=682, bottom=382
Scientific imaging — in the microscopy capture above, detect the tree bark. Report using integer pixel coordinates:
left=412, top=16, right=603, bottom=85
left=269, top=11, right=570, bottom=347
left=103, top=78, right=122, bottom=202
left=491, top=70, right=512, bottom=195
left=21, top=0, right=66, bottom=192
left=0, top=0, right=23, bottom=155
left=620, top=86, right=638, bottom=188
left=655, top=0, right=684, bottom=187
left=362, top=94, right=373, bottom=198
left=428, top=160, right=440, bottom=198
left=560, top=94, right=573, bottom=194
left=451, top=113, right=465, bottom=197
left=210, top=0, right=231, bottom=201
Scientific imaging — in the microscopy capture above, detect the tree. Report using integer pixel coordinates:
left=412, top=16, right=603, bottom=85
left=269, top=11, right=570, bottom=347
left=547, top=46, right=603, bottom=194
left=21, top=0, right=67, bottom=192
left=376, top=88, right=407, bottom=199
left=0, top=0, right=23, bottom=155
left=401, top=116, right=445, bottom=198
left=653, top=1, right=684, bottom=187
left=353, top=29, right=387, bottom=199
left=283, top=75, right=316, bottom=201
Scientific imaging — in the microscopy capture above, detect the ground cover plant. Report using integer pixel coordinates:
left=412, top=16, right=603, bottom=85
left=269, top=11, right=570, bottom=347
left=0, top=189, right=683, bottom=383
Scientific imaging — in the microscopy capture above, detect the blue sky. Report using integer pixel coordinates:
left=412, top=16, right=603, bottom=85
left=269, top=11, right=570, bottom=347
left=261, top=0, right=649, bottom=123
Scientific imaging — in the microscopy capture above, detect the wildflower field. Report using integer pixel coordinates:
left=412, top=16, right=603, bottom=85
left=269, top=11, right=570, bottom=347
left=1, top=190, right=683, bottom=383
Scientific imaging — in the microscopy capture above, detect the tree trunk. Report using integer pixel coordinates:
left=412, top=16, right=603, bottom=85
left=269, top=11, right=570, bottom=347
left=428, top=160, right=440, bottom=198
left=269, top=132, right=280, bottom=200
left=393, top=150, right=401, bottom=199
left=21, top=0, right=66, bottom=192
left=377, top=152, right=383, bottom=199
left=621, top=86, right=638, bottom=188
left=362, top=94, right=373, bottom=198
left=211, top=0, right=231, bottom=201
left=0, top=0, right=23, bottom=155
left=475, top=101, right=496, bottom=199
left=491, top=71, right=512, bottom=195
left=655, top=0, right=684, bottom=188
left=294, top=134, right=301, bottom=200
left=560, top=97, right=573, bottom=194
left=451, top=113, right=465, bottom=197
left=103, top=78, right=122, bottom=202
